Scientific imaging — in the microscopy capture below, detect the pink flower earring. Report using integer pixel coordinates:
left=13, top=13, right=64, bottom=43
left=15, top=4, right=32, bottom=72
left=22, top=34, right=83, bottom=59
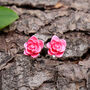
left=46, top=35, right=66, bottom=58
left=24, top=35, right=66, bottom=58
left=24, top=36, right=44, bottom=58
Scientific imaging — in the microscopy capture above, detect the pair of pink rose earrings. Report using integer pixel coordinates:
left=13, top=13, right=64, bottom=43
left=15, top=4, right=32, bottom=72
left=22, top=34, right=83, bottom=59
left=24, top=35, right=66, bottom=58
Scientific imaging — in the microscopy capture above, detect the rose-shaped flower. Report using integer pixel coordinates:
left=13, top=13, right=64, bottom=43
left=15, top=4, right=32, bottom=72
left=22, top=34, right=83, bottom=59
left=46, top=35, right=66, bottom=57
left=24, top=36, right=44, bottom=58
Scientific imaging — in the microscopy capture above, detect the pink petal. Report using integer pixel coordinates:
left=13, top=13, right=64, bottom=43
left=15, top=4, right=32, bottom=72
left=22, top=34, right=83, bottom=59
left=27, top=39, right=33, bottom=44
left=58, top=43, right=65, bottom=52
left=31, top=53, right=39, bottom=58
left=51, top=35, right=60, bottom=42
left=55, top=52, right=64, bottom=57
left=46, top=42, right=51, bottom=48
left=48, top=50, right=54, bottom=56
left=29, top=36, right=38, bottom=41
left=32, top=43, right=41, bottom=53
left=50, top=48, right=57, bottom=54
left=61, top=39, right=66, bottom=47
left=37, top=46, right=41, bottom=52
left=34, top=46, right=41, bottom=53
left=26, top=49, right=33, bottom=54
left=59, top=39, right=66, bottom=52
left=24, top=50, right=29, bottom=55
left=39, top=40, right=44, bottom=49
left=24, top=42, right=27, bottom=48
left=60, top=45, right=66, bottom=52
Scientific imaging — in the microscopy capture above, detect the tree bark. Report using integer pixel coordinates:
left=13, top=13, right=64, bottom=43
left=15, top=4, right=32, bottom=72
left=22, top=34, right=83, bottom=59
left=0, top=0, right=90, bottom=90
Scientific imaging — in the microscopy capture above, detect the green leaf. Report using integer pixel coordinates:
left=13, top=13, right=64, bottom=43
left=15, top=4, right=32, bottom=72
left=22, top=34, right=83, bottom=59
left=0, top=6, right=19, bottom=30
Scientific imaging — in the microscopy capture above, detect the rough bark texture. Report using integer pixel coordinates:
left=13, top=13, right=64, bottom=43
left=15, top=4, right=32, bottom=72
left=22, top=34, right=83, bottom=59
left=0, top=0, right=90, bottom=90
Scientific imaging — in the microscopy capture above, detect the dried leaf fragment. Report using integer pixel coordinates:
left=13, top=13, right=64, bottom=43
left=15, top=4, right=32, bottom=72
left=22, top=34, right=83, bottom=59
left=54, top=2, right=63, bottom=8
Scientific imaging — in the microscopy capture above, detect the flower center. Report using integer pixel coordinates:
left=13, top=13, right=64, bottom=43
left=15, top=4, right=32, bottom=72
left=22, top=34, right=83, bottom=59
left=53, top=43, right=60, bottom=49
left=55, top=44, right=59, bottom=48
left=30, top=45, right=35, bottom=49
